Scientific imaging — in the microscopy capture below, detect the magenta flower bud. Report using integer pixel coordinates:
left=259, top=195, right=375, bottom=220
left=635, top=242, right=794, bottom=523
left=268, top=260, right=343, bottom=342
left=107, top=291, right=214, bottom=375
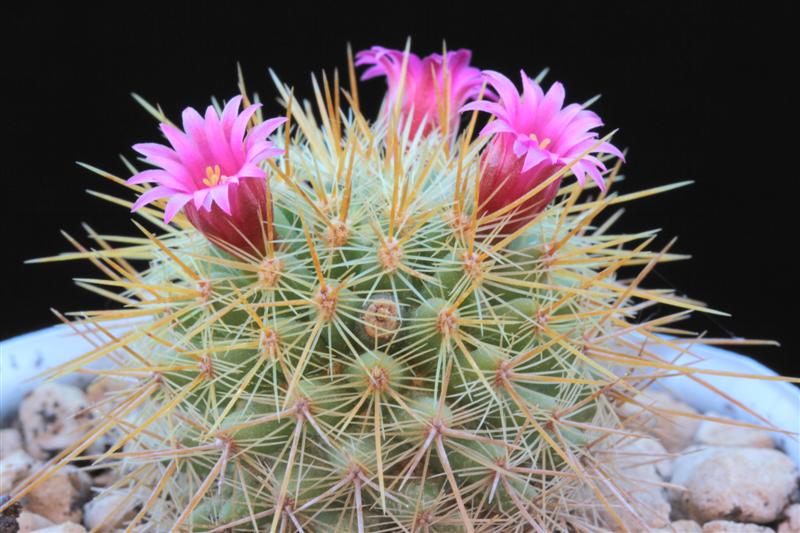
left=462, top=71, right=623, bottom=233
left=128, top=96, right=286, bottom=256
left=356, top=46, right=484, bottom=137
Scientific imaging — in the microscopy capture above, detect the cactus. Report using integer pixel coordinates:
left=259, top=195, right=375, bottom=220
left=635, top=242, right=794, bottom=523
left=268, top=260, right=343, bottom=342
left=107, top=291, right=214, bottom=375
left=5, top=46, right=774, bottom=532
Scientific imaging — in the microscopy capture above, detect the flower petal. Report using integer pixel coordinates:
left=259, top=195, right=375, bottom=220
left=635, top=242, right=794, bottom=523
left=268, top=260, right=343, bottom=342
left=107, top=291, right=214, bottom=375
left=521, top=148, right=548, bottom=172
left=571, top=161, right=587, bottom=187
left=359, top=46, right=484, bottom=137
left=245, top=116, right=287, bottom=153
left=229, top=103, right=262, bottom=157
left=210, top=185, right=232, bottom=215
left=221, top=95, right=243, bottom=136
left=131, top=186, right=174, bottom=212
left=164, top=193, right=192, bottom=223
left=204, top=105, right=237, bottom=173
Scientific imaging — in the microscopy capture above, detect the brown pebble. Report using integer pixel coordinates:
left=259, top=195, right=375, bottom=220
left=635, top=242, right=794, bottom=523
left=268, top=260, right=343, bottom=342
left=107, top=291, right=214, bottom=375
left=19, top=384, right=90, bottom=461
left=85, top=378, right=130, bottom=405
left=0, top=429, right=23, bottom=460
left=25, top=466, right=91, bottom=524
left=0, top=450, right=35, bottom=494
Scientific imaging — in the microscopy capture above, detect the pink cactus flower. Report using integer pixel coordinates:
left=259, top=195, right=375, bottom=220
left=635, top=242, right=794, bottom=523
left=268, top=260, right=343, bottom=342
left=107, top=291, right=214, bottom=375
left=128, top=96, right=286, bottom=256
left=356, top=46, right=484, bottom=137
left=462, top=71, right=623, bottom=233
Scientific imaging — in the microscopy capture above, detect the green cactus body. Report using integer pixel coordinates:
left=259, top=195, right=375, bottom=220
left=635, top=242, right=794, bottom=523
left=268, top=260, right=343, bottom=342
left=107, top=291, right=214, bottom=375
left=16, top=64, right=742, bottom=533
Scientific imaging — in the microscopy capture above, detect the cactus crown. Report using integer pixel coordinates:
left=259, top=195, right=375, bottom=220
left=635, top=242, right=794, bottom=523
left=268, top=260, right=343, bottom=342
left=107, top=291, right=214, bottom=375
left=10, top=49, right=738, bottom=532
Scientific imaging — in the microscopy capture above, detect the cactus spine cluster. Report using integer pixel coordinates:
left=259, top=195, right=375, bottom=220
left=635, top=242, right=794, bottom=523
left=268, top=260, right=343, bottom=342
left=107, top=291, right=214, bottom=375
left=9, top=53, right=730, bottom=533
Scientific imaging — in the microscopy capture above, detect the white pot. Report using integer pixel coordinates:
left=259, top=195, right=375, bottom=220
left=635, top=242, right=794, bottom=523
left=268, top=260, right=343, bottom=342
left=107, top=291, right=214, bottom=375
left=0, top=323, right=116, bottom=424
left=1, top=325, right=798, bottom=463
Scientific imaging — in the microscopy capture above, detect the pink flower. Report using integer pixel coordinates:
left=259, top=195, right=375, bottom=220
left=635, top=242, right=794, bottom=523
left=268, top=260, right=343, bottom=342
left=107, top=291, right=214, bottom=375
left=462, top=71, right=623, bottom=232
left=128, top=96, right=286, bottom=256
left=356, top=46, right=484, bottom=136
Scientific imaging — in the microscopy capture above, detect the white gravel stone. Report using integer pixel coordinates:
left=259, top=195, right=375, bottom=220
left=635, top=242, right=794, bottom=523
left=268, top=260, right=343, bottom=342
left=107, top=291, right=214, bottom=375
left=16, top=510, right=54, bottom=532
left=778, top=504, right=800, bottom=533
left=601, top=435, right=672, bottom=529
left=617, top=390, right=701, bottom=452
left=30, top=522, right=87, bottom=533
left=627, top=490, right=671, bottom=529
left=694, top=412, right=774, bottom=449
left=611, top=435, right=673, bottom=480
left=0, top=428, right=23, bottom=459
left=25, top=465, right=92, bottom=524
left=670, top=446, right=798, bottom=523
left=652, top=520, right=703, bottom=533
left=0, top=449, right=35, bottom=493
left=83, top=490, right=137, bottom=532
left=703, top=520, right=775, bottom=532
left=19, top=383, right=91, bottom=461
left=600, top=489, right=672, bottom=531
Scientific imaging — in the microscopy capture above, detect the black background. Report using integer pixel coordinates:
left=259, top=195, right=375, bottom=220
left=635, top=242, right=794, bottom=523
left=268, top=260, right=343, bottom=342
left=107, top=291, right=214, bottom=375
left=2, top=3, right=796, bottom=376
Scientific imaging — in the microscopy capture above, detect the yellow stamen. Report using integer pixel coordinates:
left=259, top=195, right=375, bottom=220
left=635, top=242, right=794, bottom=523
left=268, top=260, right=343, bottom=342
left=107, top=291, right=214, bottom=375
left=203, top=165, right=224, bottom=187
left=529, top=132, right=552, bottom=149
